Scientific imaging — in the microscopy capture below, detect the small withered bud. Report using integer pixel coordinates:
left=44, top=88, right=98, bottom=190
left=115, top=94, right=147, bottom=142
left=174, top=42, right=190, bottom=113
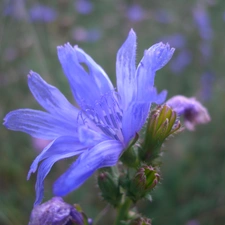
left=129, top=217, right=152, bottom=225
left=97, top=169, right=122, bottom=207
left=140, top=104, right=181, bottom=163
left=28, top=197, right=84, bottom=225
left=121, top=166, right=160, bottom=203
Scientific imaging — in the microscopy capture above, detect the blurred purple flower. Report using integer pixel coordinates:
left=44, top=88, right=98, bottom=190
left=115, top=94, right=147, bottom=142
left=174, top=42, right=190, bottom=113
left=3, top=0, right=25, bottom=19
left=75, top=0, right=93, bottom=15
left=28, top=197, right=83, bottom=225
left=193, top=5, right=213, bottom=40
left=160, top=34, right=186, bottom=49
left=29, top=4, right=57, bottom=23
left=186, top=219, right=200, bottom=225
left=199, top=41, right=212, bottom=63
left=154, top=9, right=173, bottom=24
left=4, top=30, right=174, bottom=205
left=3, top=47, right=19, bottom=62
left=200, top=72, right=214, bottom=101
left=72, top=27, right=102, bottom=43
left=169, top=49, right=192, bottom=74
left=167, top=95, right=210, bottom=130
left=127, top=4, right=145, bottom=22
left=223, top=12, right=225, bottom=21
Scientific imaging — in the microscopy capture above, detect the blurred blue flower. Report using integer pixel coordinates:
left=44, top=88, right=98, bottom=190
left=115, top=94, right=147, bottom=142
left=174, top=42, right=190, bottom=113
left=154, top=9, right=174, bottom=24
left=127, top=4, right=145, bottom=22
left=199, top=41, right=212, bottom=63
left=3, top=0, right=25, bottom=20
left=169, top=49, right=192, bottom=74
left=193, top=5, right=213, bottom=41
left=72, top=27, right=102, bottom=43
left=75, top=0, right=93, bottom=15
left=29, top=4, right=57, bottom=23
left=3, top=30, right=174, bottom=205
left=223, top=11, right=225, bottom=21
left=200, top=72, right=214, bottom=101
left=160, top=34, right=187, bottom=49
left=3, top=1, right=57, bottom=23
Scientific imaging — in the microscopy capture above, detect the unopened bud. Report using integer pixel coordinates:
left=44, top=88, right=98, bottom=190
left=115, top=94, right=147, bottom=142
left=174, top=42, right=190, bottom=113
left=134, top=166, right=160, bottom=191
left=98, top=170, right=122, bottom=207
left=140, top=104, right=181, bottom=163
left=122, top=166, right=160, bottom=202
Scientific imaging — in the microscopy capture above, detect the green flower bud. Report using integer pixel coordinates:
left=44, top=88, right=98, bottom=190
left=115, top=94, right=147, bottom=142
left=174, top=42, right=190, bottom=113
left=121, top=166, right=160, bottom=203
left=134, top=166, right=160, bottom=191
left=97, top=169, right=122, bottom=207
left=140, top=104, right=181, bottom=163
left=129, top=217, right=152, bottom=225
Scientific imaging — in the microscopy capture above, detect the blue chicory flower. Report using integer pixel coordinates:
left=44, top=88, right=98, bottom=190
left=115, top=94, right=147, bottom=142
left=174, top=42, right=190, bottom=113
left=3, top=29, right=174, bottom=205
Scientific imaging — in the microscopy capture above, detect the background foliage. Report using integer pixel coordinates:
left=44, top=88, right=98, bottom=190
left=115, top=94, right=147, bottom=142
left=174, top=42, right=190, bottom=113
left=0, top=0, right=225, bottom=224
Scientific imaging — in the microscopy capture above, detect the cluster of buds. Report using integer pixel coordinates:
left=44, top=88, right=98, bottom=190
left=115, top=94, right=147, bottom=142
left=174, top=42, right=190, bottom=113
left=139, top=104, right=181, bottom=163
left=120, top=166, right=160, bottom=203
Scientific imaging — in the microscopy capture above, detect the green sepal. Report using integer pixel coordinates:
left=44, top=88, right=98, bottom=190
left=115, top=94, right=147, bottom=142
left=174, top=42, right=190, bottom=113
left=119, top=166, right=160, bottom=203
left=121, top=133, right=140, bottom=168
left=97, top=168, right=122, bottom=207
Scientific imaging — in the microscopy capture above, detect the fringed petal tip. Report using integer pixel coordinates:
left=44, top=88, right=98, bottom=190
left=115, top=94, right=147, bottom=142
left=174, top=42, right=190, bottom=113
left=117, top=29, right=137, bottom=57
left=129, top=28, right=136, bottom=36
left=145, top=42, right=175, bottom=71
left=3, top=111, right=17, bottom=129
left=3, top=115, right=9, bottom=128
left=57, top=43, right=75, bottom=57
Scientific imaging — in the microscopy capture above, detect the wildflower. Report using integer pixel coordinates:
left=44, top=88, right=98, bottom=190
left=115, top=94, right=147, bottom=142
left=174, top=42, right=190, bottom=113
left=3, top=29, right=174, bottom=205
left=166, top=95, right=210, bottom=130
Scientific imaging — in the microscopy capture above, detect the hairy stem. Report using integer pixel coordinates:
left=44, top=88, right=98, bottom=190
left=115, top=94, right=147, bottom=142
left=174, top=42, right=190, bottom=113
left=113, top=198, right=132, bottom=225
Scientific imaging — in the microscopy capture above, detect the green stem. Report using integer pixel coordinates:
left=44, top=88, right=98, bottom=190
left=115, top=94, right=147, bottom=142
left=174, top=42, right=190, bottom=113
left=93, top=204, right=110, bottom=225
left=113, top=198, right=132, bottom=225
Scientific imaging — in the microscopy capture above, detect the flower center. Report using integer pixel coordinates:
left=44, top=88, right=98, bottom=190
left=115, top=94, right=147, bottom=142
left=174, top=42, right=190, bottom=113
left=82, top=91, right=124, bottom=143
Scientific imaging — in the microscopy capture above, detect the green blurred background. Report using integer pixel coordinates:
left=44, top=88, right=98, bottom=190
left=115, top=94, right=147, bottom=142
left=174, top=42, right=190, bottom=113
left=0, top=0, right=225, bottom=224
